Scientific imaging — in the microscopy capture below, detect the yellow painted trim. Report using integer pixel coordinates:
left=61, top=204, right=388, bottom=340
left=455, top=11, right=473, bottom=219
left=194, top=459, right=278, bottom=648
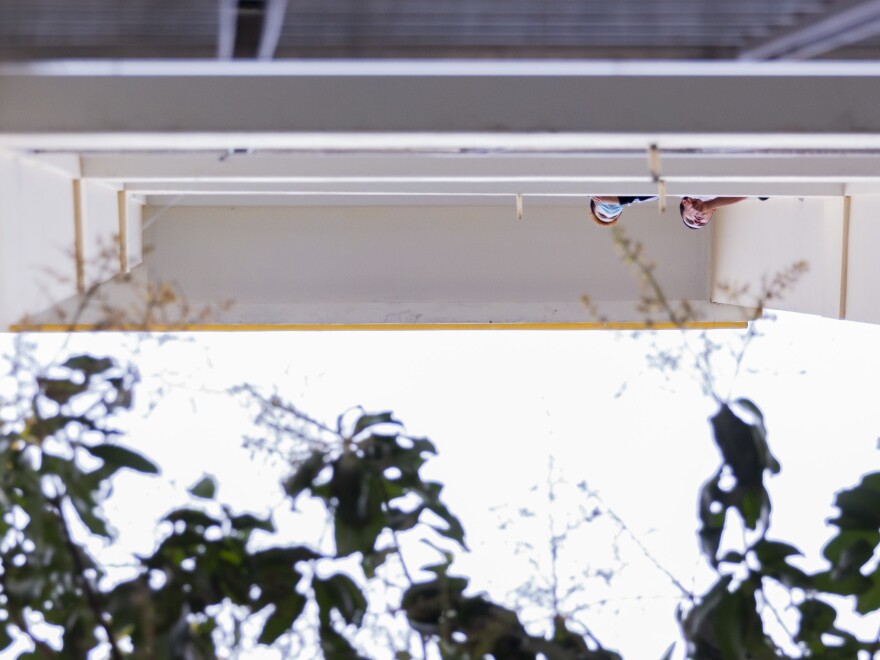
left=72, top=179, right=84, bottom=294
left=117, top=190, right=128, bottom=274
left=8, top=321, right=748, bottom=333
left=839, top=196, right=851, bottom=320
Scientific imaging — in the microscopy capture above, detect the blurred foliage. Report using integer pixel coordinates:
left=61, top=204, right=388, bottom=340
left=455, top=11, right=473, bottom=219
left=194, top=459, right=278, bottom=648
left=0, top=350, right=616, bottom=658
left=0, top=333, right=878, bottom=657
left=682, top=400, right=880, bottom=659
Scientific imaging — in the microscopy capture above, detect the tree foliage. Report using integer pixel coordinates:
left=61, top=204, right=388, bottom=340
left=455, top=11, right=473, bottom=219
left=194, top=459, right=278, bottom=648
left=684, top=400, right=880, bottom=659
left=0, top=342, right=878, bottom=658
left=0, top=350, right=619, bottom=658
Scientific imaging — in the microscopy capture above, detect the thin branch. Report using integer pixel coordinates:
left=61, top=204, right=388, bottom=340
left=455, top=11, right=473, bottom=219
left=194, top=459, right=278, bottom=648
left=611, top=228, right=687, bottom=328
left=592, top=490, right=695, bottom=602
left=48, top=494, right=123, bottom=660
left=758, top=586, right=797, bottom=654
left=546, top=457, right=562, bottom=616
left=379, top=479, right=430, bottom=660
left=611, top=227, right=724, bottom=405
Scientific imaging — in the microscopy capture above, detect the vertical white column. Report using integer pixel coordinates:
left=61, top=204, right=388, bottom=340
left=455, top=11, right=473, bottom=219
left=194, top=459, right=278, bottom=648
left=80, top=180, right=123, bottom=287
left=711, top=198, right=846, bottom=318
left=125, top=195, right=144, bottom=271
left=843, top=195, right=880, bottom=324
left=0, top=152, right=79, bottom=329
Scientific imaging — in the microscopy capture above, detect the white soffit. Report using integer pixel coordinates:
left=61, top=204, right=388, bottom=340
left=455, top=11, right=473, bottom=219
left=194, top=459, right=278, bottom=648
left=5, top=61, right=880, bottom=151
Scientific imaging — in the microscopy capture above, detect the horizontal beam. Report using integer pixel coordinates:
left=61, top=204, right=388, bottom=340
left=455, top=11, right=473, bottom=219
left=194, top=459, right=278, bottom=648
left=137, top=183, right=845, bottom=207
left=19, top=297, right=753, bottom=328
left=87, top=153, right=880, bottom=182
left=9, top=321, right=749, bottom=332
left=15, top=60, right=880, bottom=76
left=5, top=68, right=880, bottom=152
left=17, top=135, right=880, bottom=152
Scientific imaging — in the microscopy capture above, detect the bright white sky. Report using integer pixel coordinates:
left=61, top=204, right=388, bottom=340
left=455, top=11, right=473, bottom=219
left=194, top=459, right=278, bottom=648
left=4, top=310, right=880, bottom=658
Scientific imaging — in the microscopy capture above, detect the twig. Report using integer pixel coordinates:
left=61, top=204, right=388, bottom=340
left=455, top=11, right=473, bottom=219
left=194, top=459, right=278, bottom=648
left=48, top=493, right=123, bottom=660
left=611, top=227, right=726, bottom=405
left=547, top=458, right=562, bottom=616
left=380, top=478, right=430, bottom=660
left=592, top=490, right=695, bottom=602
left=758, top=586, right=797, bottom=653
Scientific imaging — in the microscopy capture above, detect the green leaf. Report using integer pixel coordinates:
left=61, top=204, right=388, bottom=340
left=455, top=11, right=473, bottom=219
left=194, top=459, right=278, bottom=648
left=738, top=486, right=770, bottom=531
left=63, top=611, right=99, bottom=657
left=84, top=444, right=159, bottom=475
left=362, top=434, right=405, bottom=462
left=229, top=512, right=274, bottom=534
left=39, top=453, right=74, bottom=479
left=319, top=622, right=365, bottom=659
left=283, top=451, right=325, bottom=500
left=352, top=412, right=400, bottom=437
left=713, top=587, right=749, bottom=658
left=409, top=436, right=437, bottom=456
left=385, top=505, right=424, bottom=532
left=335, top=515, right=385, bottom=559
left=697, top=470, right=726, bottom=566
left=830, top=472, right=880, bottom=531
left=425, top=502, right=468, bottom=549
left=814, top=531, right=877, bottom=597
left=37, top=377, right=89, bottom=405
left=682, top=576, right=732, bottom=651
left=753, top=539, right=802, bottom=568
left=314, top=573, right=367, bottom=627
left=164, top=508, right=221, bottom=531
left=402, top=578, right=464, bottom=632
left=551, top=615, right=591, bottom=655
left=832, top=538, right=875, bottom=578
left=772, top=563, right=812, bottom=590
left=813, top=569, right=871, bottom=597
left=734, top=398, right=764, bottom=425
left=332, top=462, right=385, bottom=557
left=70, top=494, right=111, bottom=538
left=719, top=551, right=744, bottom=564
left=251, top=545, right=321, bottom=568
left=711, top=405, right=763, bottom=486
left=796, top=599, right=836, bottom=647
left=25, top=413, right=72, bottom=440
left=105, top=377, right=134, bottom=412
left=0, top=624, right=12, bottom=651
left=823, top=529, right=880, bottom=564
left=684, top=579, right=776, bottom=660
left=733, top=399, right=781, bottom=475
left=331, top=454, right=370, bottom=526
left=361, top=546, right=395, bottom=579
left=258, top=592, right=306, bottom=645
left=63, top=354, right=115, bottom=376
left=856, top=571, right=880, bottom=614
left=188, top=617, right=219, bottom=658
left=189, top=475, right=217, bottom=500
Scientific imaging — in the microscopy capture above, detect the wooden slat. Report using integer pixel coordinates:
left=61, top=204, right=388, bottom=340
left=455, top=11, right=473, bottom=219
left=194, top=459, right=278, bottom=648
left=840, top=196, right=852, bottom=319
left=72, top=179, right=84, bottom=294
left=117, top=190, right=128, bottom=274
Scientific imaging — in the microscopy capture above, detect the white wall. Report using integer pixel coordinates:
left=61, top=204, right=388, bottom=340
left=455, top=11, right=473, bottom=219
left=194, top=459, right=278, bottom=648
left=125, top=196, right=143, bottom=271
left=711, top=198, right=845, bottom=318
left=81, top=180, right=122, bottom=286
left=845, top=196, right=880, bottom=324
left=141, top=201, right=728, bottom=325
left=0, top=151, right=78, bottom=327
